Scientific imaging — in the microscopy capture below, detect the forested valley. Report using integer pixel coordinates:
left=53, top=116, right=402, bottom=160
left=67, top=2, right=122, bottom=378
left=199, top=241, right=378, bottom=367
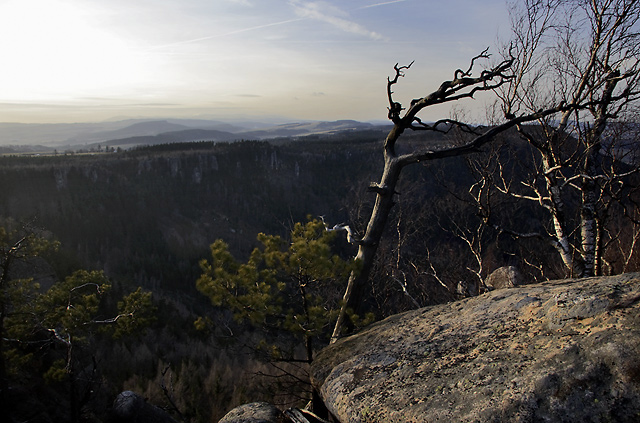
left=1, top=124, right=639, bottom=422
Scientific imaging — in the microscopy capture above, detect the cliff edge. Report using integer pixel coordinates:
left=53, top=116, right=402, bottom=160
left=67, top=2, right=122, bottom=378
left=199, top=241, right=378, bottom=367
left=310, top=273, right=640, bottom=422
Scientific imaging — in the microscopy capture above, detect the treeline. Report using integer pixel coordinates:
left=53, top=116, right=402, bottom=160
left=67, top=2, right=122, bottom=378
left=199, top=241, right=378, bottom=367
left=0, top=139, right=381, bottom=293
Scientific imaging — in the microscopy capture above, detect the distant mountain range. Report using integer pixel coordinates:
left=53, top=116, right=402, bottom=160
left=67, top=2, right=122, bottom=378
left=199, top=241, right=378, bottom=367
left=0, top=118, right=391, bottom=152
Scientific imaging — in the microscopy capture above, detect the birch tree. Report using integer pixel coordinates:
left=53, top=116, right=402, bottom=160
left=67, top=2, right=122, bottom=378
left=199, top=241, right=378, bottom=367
left=493, top=0, right=640, bottom=277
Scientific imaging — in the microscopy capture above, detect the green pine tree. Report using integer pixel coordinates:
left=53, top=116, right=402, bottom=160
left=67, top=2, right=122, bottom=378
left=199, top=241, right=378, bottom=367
left=196, top=218, right=369, bottom=363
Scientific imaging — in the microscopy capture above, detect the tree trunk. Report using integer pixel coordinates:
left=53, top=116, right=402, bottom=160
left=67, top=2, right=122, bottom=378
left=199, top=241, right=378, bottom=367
left=594, top=216, right=605, bottom=275
left=544, top=165, right=578, bottom=276
left=581, top=174, right=598, bottom=277
left=68, top=342, right=80, bottom=423
left=580, top=71, right=618, bottom=277
left=331, top=156, right=404, bottom=343
left=0, top=255, right=12, bottom=407
left=298, top=281, right=314, bottom=363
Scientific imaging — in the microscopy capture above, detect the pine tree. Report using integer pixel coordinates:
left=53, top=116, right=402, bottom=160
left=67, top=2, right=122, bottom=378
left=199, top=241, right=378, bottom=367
left=196, top=218, right=366, bottom=363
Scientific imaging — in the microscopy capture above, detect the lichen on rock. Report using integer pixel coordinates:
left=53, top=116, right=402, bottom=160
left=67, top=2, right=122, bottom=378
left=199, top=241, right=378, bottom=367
left=311, top=273, right=640, bottom=422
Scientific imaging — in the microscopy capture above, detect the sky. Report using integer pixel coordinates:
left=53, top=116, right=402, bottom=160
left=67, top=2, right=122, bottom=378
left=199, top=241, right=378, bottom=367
left=0, top=0, right=511, bottom=124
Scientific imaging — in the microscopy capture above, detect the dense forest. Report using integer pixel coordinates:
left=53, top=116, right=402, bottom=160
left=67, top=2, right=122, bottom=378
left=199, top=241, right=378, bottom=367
left=1, top=125, right=638, bottom=422
left=0, top=130, right=454, bottom=422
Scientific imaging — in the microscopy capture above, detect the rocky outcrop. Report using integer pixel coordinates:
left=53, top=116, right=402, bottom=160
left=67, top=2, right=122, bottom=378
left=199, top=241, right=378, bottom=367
left=311, top=273, right=640, bottom=422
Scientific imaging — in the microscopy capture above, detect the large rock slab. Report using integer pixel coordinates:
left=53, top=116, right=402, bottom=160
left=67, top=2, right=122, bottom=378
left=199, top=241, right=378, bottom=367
left=311, top=273, right=640, bottom=422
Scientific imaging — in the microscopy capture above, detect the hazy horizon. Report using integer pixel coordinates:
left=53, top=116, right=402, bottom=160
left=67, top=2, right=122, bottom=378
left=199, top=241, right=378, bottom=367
left=0, top=114, right=392, bottom=126
left=0, top=0, right=509, bottom=125
left=0, top=115, right=399, bottom=148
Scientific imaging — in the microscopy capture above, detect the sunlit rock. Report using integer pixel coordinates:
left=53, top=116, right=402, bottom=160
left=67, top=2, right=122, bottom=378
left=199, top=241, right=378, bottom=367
left=311, top=273, right=640, bottom=422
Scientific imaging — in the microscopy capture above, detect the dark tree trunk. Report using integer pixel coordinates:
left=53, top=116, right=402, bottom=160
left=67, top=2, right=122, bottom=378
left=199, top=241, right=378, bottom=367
left=329, top=53, right=573, bottom=342
left=331, top=157, right=404, bottom=342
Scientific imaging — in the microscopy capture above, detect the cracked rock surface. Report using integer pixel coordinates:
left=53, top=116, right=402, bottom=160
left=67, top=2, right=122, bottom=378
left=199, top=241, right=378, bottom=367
left=311, top=273, right=640, bottom=423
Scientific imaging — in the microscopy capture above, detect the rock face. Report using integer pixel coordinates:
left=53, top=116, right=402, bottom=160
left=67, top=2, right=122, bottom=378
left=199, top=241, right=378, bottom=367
left=311, top=273, right=640, bottom=423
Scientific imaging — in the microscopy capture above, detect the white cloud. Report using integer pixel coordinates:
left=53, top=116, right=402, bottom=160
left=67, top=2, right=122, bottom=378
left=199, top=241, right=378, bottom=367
left=226, top=0, right=253, bottom=6
left=289, top=0, right=385, bottom=40
left=358, top=0, right=408, bottom=9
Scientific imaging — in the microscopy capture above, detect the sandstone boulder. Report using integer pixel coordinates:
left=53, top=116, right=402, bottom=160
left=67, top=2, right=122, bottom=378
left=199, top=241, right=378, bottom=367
left=218, top=402, right=288, bottom=423
left=311, top=273, right=640, bottom=422
left=485, top=265, right=524, bottom=290
left=110, top=391, right=178, bottom=423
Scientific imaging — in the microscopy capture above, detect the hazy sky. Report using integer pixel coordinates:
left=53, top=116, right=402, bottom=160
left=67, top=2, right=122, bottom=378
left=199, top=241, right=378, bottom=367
left=0, top=0, right=510, bottom=123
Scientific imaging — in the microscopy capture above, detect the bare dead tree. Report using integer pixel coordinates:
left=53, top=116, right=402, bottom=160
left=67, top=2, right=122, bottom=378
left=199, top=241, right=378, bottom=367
left=330, top=49, right=576, bottom=342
